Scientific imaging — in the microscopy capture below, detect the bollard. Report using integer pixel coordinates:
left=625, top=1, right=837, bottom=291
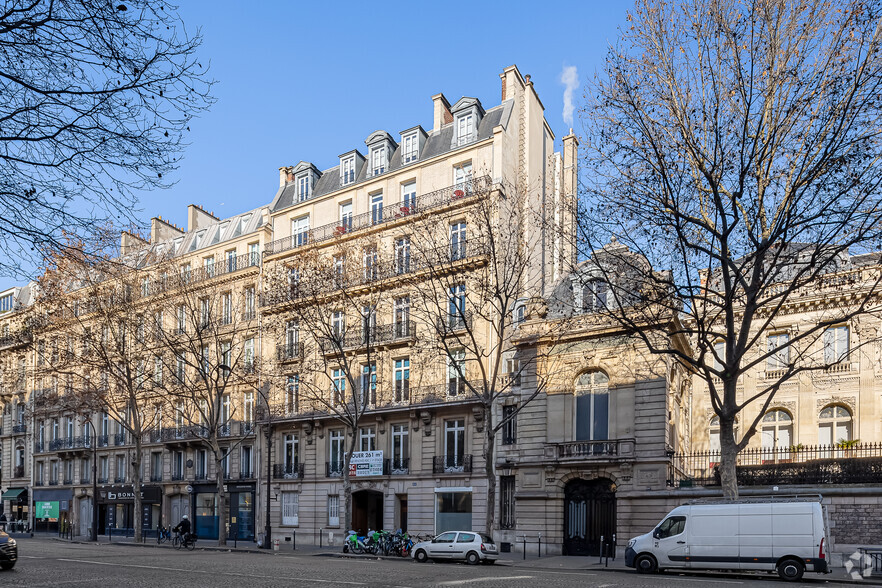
left=292, top=530, right=296, bottom=551
left=612, top=534, right=616, bottom=561
left=598, top=535, right=604, bottom=565
left=319, top=528, right=323, bottom=548
left=538, top=533, right=541, bottom=558
left=523, top=535, right=527, bottom=560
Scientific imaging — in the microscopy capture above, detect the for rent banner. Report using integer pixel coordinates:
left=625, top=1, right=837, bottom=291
left=349, top=451, right=383, bottom=477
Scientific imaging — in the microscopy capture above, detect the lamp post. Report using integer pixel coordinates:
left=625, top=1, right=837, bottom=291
left=84, top=418, right=98, bottom=541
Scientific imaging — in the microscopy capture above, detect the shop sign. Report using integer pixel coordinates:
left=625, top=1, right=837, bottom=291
left=36, top=501, right=59, bottom=520
left=350, top=450, right=383, bottom=477
left=99, top=485, right=162, bottom=503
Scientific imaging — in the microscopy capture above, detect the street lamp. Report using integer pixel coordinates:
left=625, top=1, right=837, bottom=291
left=84, top=418, right=98, bottom=542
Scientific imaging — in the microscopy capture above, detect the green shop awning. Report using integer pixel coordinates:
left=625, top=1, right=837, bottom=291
left=1, top=488, right=26, bottom=501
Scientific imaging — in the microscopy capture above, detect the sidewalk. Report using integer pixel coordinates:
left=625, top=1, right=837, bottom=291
left=28, top=536, right=882, bottom=585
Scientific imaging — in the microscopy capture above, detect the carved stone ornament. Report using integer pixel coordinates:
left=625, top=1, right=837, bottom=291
left=816, top=396, right=857, bottom=414
left=768, top=400, right=797, bottom=415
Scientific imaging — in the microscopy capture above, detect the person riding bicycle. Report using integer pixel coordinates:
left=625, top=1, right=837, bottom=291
left=173, top=514, right=192, bottom=542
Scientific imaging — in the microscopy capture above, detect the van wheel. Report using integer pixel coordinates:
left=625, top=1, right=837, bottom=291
left=635, top=554, right=658, bottom=574
left=777, top=558, right=804, bottom=582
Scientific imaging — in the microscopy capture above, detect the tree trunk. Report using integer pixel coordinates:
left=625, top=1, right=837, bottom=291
left=132, top=440, right=143, bottom=543
left=483, top=405, right=496, bottom=536
left=214, top=445, right=228, bottom=546
left=342, top=433, right=355, bottom=532
left=718, top=415, right=739, bottom=500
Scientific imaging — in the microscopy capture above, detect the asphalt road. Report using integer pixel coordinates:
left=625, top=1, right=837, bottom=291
left=0, top=538, right=868, bottom=588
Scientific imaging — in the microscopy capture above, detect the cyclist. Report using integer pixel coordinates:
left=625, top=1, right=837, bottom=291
left=173, top=514, right=192, bottom=543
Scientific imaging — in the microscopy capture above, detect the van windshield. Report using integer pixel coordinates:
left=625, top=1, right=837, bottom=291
left=656, top=515, right=686, bottom=538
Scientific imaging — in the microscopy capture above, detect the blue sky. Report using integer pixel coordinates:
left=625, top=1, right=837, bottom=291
left=1, top=1, right=629, bottom=290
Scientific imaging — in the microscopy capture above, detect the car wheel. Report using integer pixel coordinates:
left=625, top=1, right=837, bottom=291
left=466, top=551, right=480, bottom=565
left=777, top=558, right=804, bottom=582
left=414, top=549, right=429, bottom=563
left=634, top=554, right=658, bottom=574
left=0, top=562, right=14, bottom=571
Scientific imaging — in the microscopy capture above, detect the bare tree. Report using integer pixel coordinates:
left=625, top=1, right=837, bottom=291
left=150, top=265, right=255, bottom=546
left=578, top=0, right=882, bottom=498
left=405, top=178, right=568, bottom=535
left=0, top=1, right=214, bottom=277
left=35, top=231, right=161, bottom=541
left=263, top=234, right=394, bottom=534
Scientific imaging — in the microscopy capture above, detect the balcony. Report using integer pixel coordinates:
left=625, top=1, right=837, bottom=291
left=386, top=458, right=409, bottom=475
left=273, top=463, right=305, bottom=480
left=438, top=312, right=473, bottom=335
left=555, top=440, right=626, bottom=460
left=265, top=176, right=492, bottom=257
left=238, top=470, right=254, bottom=480
left=433, top=455, right=473, bottom=474
left=80, top=476, right=91, bottom=484
left=160, top=426, right=207, bottom=443
left=63, top=478, right=72, bottom=485
left=34, top=441, right=45, bottom=453
left=0, top=330, right=32, bottom=351
left=150, top=473, right=163, bottom=482
left=97, top=477, right=109, bottom=484
left=114, top=476, right=126, bottom=483
left=672, top=443, right=882, bottom=487
left=142, top=252, right=258, bottom=298
left=326, top=461, right=344, bottom=477
left=97, top=435, right=109, bottom=447
left=12, top=424, right=26, bottom=434
left=171, top=472, right=185, bottom=481
left=13, top=465, right=24, bottom=478
left=34, top=480, right=44, bottom=487
left=49, top=479, right=58, bottom=486
left=113, top=433, right=126, bottom=446
left=277, top=341, right=304, bottom=362
left=194, top=472, right=208, bottom=481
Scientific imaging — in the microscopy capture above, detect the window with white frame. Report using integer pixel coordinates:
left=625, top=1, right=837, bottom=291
left=297, top=174, right=310, bottom=201
left=359, top=426, right=376, bottom=451
left=332, top=369, right=346, bottom=405
left=448, top=283, right=466, bottom=328
left=292, top=216, right=310, bottom=247
left=823, top=325, right=849, bottom=366
left=226, top=249, right=237, bottom=272
left=444, top=419, right=466, bottom=470
left=450, top=221, right=467, bottom=261
left=361, top=362, right=376, bottom=406
left=575, top=371, right=609, bottom=441
left=819, top=405, right=853, bottom=445
left=285, top=320, right=300, bottom=358
left=501, top=405, right=517, bottom=445
left=454, top=162, right=473, bottom=188
left=173, top=451, right=183, bottom=478
left=203, top=255, right=215, bottom=278
left=767, top=332, right=790, bottom=371
left=363, top=247, right=378, bottom=281
left=370, top=146, right=386, bottom=176
left=341, top=156, right=356, bottom=185
left=249, top=242, right=259, bottom=266
left=222, top=292, right=232, bottom=325
left=332, top=311, right=345, bottom=338
left=328, top=495, right=340, bottom=526
left=241, top=445, right=253, bottom=477
left=196, top=449, right=207, bottom=478
left=456, top=113, right=475, bottom=146
left=394, top=358, right=410, bottom=402
left=284, top=433, right=299, bottom=471
left=579, top=280, right=607, bottom=313
left=513, top=299, right=526, bottom=326
left=401, top=181, right=417, bottom=212
left=447, top=349, right=466, bottom=396
left=329, top=430, right=344, bottom=473
left=395, top=238, right=411, bottom=274
left=177, top=304, right=187, bottom=334
left=339, top=202, right=352, bottom=232
left=712, top=340, right=726, bottom=373
left=245, top=286, right=256, bottom=318
left=403, top=133, right=419, bottom=163
left=333, top=255, right=345, bottom=286
left=394, top=296, right=410, bottom=337
left=288, top=267, right=300, bottom=292
left=286, top=375, right=299, bottom=414
left=200, top=297, right=210, bottom=327
left=175, top=354, right=185, bottom=382
left=243, top=391, right=254, bottom=426
left=391, top=424, right=408, bottom=471
left=244, top=338, right=255, bottom=372
left=221, top=452, right=230, bottom=478
left=761, top=410, right=792, bottom=451
left=371, top=193, right=383, bottom=225
left=282, top=491, right=299, bottom=526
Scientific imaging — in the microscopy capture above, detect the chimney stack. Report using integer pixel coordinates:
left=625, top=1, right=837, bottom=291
left=432, top=93, right=452, bottom=134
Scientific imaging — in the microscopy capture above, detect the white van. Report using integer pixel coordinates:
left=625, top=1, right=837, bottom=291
left=625, top=498, right=830, bottom=581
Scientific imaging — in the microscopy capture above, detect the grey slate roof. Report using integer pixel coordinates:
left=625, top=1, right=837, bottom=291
left=269, top=99, right=513, bottom=213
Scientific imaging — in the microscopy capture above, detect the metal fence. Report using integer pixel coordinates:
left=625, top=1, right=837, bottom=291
left=672, top=443, right=882, bottom=486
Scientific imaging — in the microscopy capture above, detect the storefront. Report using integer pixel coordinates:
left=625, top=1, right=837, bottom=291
left=191, top=482, right=254, bottom=541
left=33, top=488, right=72, bottom=534
left=0, top=487, right=28, bottom=526
left=98, top=485, right=162, bottom=535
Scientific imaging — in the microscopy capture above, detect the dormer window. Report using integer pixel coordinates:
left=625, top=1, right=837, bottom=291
left=403, top=133, right=419, bottom=164
left=370, top=146, right=386, bottom=176
left=298, top=174, right=311, bottom=201
left=341, top=156, right=356, bottom=185
left=456, top=113, right=475, bottom=146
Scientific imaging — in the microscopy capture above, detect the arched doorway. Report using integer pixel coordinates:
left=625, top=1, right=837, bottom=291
left=563, top=478, right=616, bottom=556
left=352, top=490, right=383, bottom=534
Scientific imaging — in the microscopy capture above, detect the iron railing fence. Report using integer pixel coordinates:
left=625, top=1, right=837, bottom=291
left=265, top=176, right=491, bottom=256
left=672, top=443, right=882, bottom=486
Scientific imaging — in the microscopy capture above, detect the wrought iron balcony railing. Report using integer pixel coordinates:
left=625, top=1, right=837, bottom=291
left=326, top=461, right=344, bottom=477
left=277, top=341, right=304, bottom=361
left=13, top=465, right=24, bottom=478
left=265, top=176, right=491, bottom=256
left=12, top=424, right=26, bottom=434
left=386, top=457, right=409, bottom=475
left=432, top=454, right=472, bottom=474
left=273, top=462, right=305, bottom=479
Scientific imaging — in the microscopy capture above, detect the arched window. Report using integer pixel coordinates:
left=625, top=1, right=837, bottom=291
left=761, top=410, right=793, bottom=450
left=819, top=405, right=853, bottom=445
left=575, top=371, right=609, bottom=441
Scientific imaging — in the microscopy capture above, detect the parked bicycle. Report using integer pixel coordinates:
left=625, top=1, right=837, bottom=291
left=156, top=525, right=173, bottom=544
left=173, top=531, right=197, bottom=551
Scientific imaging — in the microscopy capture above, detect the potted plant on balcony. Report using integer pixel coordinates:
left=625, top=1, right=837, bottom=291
left=837, top=438, right=860, bottom=457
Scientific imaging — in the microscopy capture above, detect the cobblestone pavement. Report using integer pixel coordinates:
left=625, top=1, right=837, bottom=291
left=0, top=538, right=876, bottom=587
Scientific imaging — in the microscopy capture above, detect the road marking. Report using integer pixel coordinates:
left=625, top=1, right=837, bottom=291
left=436, top=576, right=534, bottom=586
left=55, top=558, right=368, bottom=585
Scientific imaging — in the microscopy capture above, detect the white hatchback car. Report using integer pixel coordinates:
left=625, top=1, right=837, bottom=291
left=412, top=531, right=499, bottom=564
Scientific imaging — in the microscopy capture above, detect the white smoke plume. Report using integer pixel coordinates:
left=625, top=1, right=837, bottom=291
left=560, top=65, right=579, bottom=127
